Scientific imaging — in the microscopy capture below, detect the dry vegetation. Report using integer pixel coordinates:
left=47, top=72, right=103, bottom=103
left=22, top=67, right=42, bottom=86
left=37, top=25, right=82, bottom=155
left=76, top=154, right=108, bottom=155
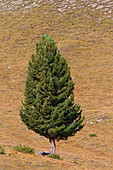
left=0, top=0, right=113, bottom=169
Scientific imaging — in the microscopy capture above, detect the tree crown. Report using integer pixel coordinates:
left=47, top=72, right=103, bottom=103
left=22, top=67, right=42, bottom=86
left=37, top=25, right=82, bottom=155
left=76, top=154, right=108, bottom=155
left=20, top=34, right=85, bottom=141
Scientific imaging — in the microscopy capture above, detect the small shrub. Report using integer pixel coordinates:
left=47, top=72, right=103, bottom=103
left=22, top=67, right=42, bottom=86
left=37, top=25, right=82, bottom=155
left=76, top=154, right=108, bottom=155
left=48, top=154, right=63, bottom=160
left=74, top=161, right=78, bottom=164
left=13, top=144, right=35, bottom=154
left=0, top=146, right=5, bottom=154
left=89, top=133, right=97, bottom=137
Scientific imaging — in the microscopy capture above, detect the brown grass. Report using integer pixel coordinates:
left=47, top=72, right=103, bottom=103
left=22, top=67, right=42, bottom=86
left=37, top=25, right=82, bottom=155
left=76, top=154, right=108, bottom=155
left=0, top=1, right=113, bottom=169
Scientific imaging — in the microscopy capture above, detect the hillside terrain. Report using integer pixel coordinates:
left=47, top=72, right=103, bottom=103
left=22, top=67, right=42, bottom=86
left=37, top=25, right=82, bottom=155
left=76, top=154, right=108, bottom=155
left=0, top=0, right=113, bottom=169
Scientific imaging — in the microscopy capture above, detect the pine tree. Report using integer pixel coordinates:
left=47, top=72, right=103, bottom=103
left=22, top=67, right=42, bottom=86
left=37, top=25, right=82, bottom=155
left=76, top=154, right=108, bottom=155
left=20, top=34, right=85, bottom=154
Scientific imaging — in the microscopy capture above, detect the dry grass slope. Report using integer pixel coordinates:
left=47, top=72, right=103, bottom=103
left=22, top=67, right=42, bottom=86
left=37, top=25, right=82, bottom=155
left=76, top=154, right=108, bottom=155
left=0, top=0, right=113, bottom=169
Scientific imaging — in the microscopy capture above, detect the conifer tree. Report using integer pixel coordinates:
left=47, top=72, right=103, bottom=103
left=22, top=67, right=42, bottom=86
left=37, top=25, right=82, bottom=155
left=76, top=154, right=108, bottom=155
left=20, top=34, right=85, bottom=154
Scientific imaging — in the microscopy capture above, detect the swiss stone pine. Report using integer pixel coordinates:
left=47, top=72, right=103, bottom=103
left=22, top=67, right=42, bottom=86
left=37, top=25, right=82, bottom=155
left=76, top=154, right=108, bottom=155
left=20, top=34, right=85, bottom=154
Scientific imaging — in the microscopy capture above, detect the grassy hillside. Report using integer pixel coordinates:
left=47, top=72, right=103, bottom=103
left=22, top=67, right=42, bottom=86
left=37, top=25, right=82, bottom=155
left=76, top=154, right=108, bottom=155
left=0, top=0, right=113, bottom=169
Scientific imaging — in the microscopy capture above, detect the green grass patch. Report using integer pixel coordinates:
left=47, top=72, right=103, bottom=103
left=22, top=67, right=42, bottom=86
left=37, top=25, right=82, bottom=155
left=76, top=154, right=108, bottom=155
left=74, top=161, right=78, bottom=164
left=89, top=133, right=97, bottom=137
left=48, top=154, right=63, bottom=160
left=13, top=144, right=35, bottom=154
left=0, top=146, right=5, bottom=154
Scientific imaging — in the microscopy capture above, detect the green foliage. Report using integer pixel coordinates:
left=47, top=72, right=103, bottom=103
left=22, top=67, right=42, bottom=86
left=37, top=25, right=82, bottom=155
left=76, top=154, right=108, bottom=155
left=20, top=34, right=84, bottom=141
left=0, top=146, right=5, bottom=154
left=74, top=161, right=78, bottom=164
left=48, top=154, right=63, bottom=160
left=13, top=144, right=35, bottom=154
left=89, top=133, right=97, bottom=137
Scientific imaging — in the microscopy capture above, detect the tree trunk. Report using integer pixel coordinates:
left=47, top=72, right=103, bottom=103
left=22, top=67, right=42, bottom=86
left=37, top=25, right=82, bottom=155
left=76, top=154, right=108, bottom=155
left=49, top=138, right=56, bottom=154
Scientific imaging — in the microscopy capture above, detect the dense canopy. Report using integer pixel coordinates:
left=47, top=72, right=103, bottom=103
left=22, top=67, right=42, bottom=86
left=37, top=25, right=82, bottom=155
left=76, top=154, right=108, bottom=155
left=20, top=34, right=84, bottom=153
